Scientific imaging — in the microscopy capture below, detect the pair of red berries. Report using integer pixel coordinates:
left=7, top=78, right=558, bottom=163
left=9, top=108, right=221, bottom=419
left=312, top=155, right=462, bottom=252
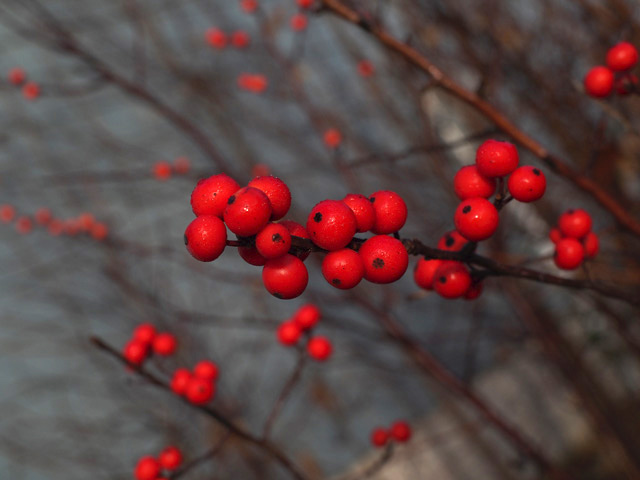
left=7, top=67, right=40, bottom=100
left=170, top=359, right=220, bottom=405
left=152, top=157, right=190, bottom=181
left=134, top=446, right=183, bottom=480
left=277, top=304, right=333, bottom=361
left=549, top=209, right=598, bottom=270
left=584, top=42, right=638, bottom=98
left=123, top=324, right=177, bottom=365
left=370, top=420, right=412, bottom=447
left=205, top=28, right=251, bottom=49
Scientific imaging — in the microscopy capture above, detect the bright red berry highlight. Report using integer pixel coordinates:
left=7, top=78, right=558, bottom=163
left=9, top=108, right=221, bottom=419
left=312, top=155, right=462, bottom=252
left=454, top=198, right=499, bottom=242
left=184, top=215, right=227, bottom=262
left=453, top=165, right=496, bottom=200
left=558, top=209, right=592, bottom=239
left=133, top=323, right=156, bottom=344
left=342, top=193, right=376, bottom=233
left=475, top=139, right=519, bottom=178
left=191, top=173, right=240, bottom=218
left=549, top=228, right=563, bottom=244
left=433, top=262, right=472, bottom=299
left=307, top=336, right=332, bottom=361
left=606, top=42, right=638, bottom=72
left=224, top=186, right=272, bottom=237
left=584, top=66, right=614, bottom=98
left=507, top=166, right=546, bottom=202
left=240, top=0, right=258, bottom=12
left=262, top=254, right=309, bottom=299
left=554, top=238, right=585, bottom=270
left=369, top=190, right=408, bottom=234
left=359, top=235, right=409, bottom=284
left=15, top=216, right=32, bottom=234
left=256, top=223, right=292, bottom=259
left=370, top=428, right=389, bottom=447
left=247, top=175, right=291, bottom=220
left=322, top=248, right=365, bottom=289
left=307, top=200, right=357, bottom=251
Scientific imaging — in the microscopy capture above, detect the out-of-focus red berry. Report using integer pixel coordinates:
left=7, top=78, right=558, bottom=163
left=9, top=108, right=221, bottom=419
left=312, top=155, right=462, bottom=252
left=237, top=73, right=268, bottom=93
left=293, top=303, right=321, bottom=330
left=584, top=66, right=614, bottom=98
left=323, top=128, right=342, bottom=149
left=0, top=204, right=16, bottom=223
left=390, top=421, right=412, bottom=442
left=205, top=28, right=227, bottom=49
left=170, top=368, right=192, bottom=395
left=159, top=446, right=183, bottom=471
left=277, top=321, right=302, bottom=346
left=8, top=67, right=25, bottom=85
left=123, top=339, right=148, bottom=365
left=153, top=161, right=172, bottom=181
left=290, top=13, right=308, bottom=31
left=231, top=30, right=250, bottom=48
left=185, top=377, right=215, bottom=405
left=606, top=42, right=638, bottom=72
left=357, top=60, right=375, bottom=77
left=554, top=238, right=585, bottom=270
left=194, top=360, right=220, bottom=381
left=134, top=456, right=160, bottom=480
left=262, top=254, right=309, bottom=299
left=307, top=336, right=332, bottom=361
left=152, top=332, right=177, bottom=356
left=583, top=232, right=599, bottom=259
left=173, top=156, right=190, bottom=174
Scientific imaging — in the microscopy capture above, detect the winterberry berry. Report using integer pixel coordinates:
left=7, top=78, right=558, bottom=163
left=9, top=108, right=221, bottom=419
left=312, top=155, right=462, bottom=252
left=433, top=262, right=472, bottom=299
left=194, top=360, right=220, bottom=381
left=48, top=220, right=63, bottom=236
left=507, top=166, right=546, bottom=202
left=454, top=198, right=499, bottom=242
left=184, top=215, right=227, bottom=262
left=262, top=254, right=309, bottom=299
left=8, top=67, right=25, bottom=85
left=35, top=208, right=52, bottom=225
left=369, top=190, right=408, bottom=234
left=224, top=186, right=272, bottom=237
left=554, top=238, right=585, bottom=270
left=357, top=60, right=375, bottom=77
left=22, top=82, right=39, bottom=100
left=191, top=173, right=240, bottom=218
left=185, top=377, right=215, bottom=405
left=558, top=209, right=592, bottom=239
left=307, top=200, right=357, bottom=251
left=290, top=13, right=308, bottom=31
left=238, top=246, right=267, bottom=266
left=584, top=66, right=614, bottom=98
left=153, top=161, right=172, bottom=181
left=231, top=30, right=250, bottom=48
left=390, top=421, right=412, bottom=442
left=256, top=223, right=292, bottom=259
left=293, top=304, right=321, bottom=330
left=323, top=128, right=342, bottom=149
left=15, top=216, right=32, bottom=234
left=173, top=156, right=190, bottom=174
left=240, top=0, right=258, bottom=12
left=322, top=248, right=365, bottom=289
left=159, top=446, right=183, bottom=471
left=277, top=321, right=302, bottom=346
left=342, top=193, right=376, bottom=233
left=170, top=368, right=192, bottom=395
left=475, top=140, right=519, bottom=178
left=583, top=232, right=599, bottom=259
left=453, top=165, right=496, bottom=200
left=280, top=220, right=311, bottom=261
left=413, top=258, right=442, bottom=290
left=123, top=340, right=148, bottom=366
left=237, top=73, right=268, bottom=93
left=359, top=235, right=409, bottom=284
left=90, top=222, right=108, bottom=241
left=307, top=336, right=332, bottom=361
left=370, top=428, right=389, bottom=447
left=77, top=212, right=95, bottom=231
left=606, top=42, right=638, bottom=72
left=437, top=230, right=468, bottom=251
left=152, top=333, right=177, bottom=356
left=205, top=28, right=227, bottom=49
left=0, top=204, right=15, bottom=223
left=248, top=175, right=291, bottom=220
left=296, top=0, right=313, bottom=7
left=133, top=323, right=156, bottom=344
left=135, top=456, right=160, bottom=480
left=464, top=281, right=483, bottom=300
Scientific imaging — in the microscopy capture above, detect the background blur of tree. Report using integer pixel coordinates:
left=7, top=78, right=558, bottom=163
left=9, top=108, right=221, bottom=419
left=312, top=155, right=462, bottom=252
left=0, top=1, right=639, bottom=479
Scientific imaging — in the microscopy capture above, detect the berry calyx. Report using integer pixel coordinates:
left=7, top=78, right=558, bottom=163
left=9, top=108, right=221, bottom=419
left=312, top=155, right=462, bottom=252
left=433, top=262, right=472, bottom=299
left=224, top=186, right=272, bottom=237
left=453, top=165, right=496, bottom=200
left=584, top=66, right=614, bottom=98
left=606, top=42, right=638, bottom=72
left=307, top=336, right=332, bottom=361
left=262, top=254, right=309, bottom=299
left=583, top=232, right=599, bottom=259
left=194, top=360, right=220, bottom=381
left=558, top=209, right=592, bottom=239
left=321, top=248, right=365, bottom=289
left=390, top=421, right=412, bottom=442
left=369, top=190, right=408, bottom=234
left=159, top=446, right=183, bottom=471
left=370, top=428, right=389, bottom=447
left=191, top=173, right=240, bottom=218
left=475, top=139, right=519, bottom=178
left=277, top=321, right=302, bottom=346
left=454, top=197, right=499, bottom=242
left=184, top=215, right=227, bottom=262
left=554, top=238, right=585, bottom=270
left=342, top=193, right=376, bottom=233
left=152, top=333, right=177, bottom=356
left=358, top=235, right=409, bottom=284
left=292, top=304, right=321, bottom=330
left=306, top=200, right=357, bottom=251
left=256, top=223, right=292, bottom=259
left=135, top=456, right=160, bottom=480
left=247, top=175, right=291, bottom=220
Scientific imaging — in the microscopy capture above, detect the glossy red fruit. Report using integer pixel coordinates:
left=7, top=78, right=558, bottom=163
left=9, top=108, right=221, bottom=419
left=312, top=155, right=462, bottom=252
left=549, top=227, right=563, bottom=244
left=123, top=340, right=148, bottom=365
left=280, top=220, right=311, bottom=261
left=262, top=254, right=309, bottom=299
left=277, top=321, right=302, bottom=346
left=224, top=186, right=272, bottom=237
left=454, top=198, right=499, bottom=241
left=133, top=323, right=156, bottom=344
left=248, top=175, right=291, bottom=220
left=152, top=333, right=177, bottom=356
left=170, top=368, right=192, bottom=395
left=606, top=42, right=638, bottom=72
left=159, top=446, right=183, bottom=471
left=153, top=161, right=172, bottom=181
left=359, top=235, right=409, bottom=284
left=413, top=258, right=442, bottom=290
left=307, top=200, right=357, bottom=251
left=584, top=66, right=614, bottom=98
left=256, top=223, right=292, bottom=259
left=554, top=238, right=585, bottom=270
left=293, top=304, right=321, bottom=330
left=369, top=190, right=408, bottom=234
left=194, top=360, right=219, bottom=381
left=290, top=13, right=308, bottom=31
left=453, top=165, right=496, bottom=200
left=322, top=248, right=365, bottom=289
left=22, top=82, right=39, bottom=100
left=8, top=67, right=25, bottom=85
left=238, top=246, right=267, bottom=266
left=307, top=336, right=332, bottom=361
left=185, top=377, right=215, bottom=405
left=390, top=421, right=412, bottom=442
left=437, top=230, right=468, bottom=251
left=184, top=215, right=227, bottom=262
left=205, top=28, right=227, bottom=48
left=342, top=193, right=376, bottom=233
left=507, top=166, right=546, bottom=202
left=323, top=128, right=342, bottom=149
left=558, top=209, right=592, bottom=239
left=191, top=173, right=240, bottom=218
left=464, top=281, right=483, bottom=300
left=135, top=456, right=160, bottom=480
left=433, top=262, right=472, bottom=299
left=231, top=30, right=250, bottom=48
left=475, top=140, right=519, bottom=178
left=371, top=428, right=389, bottom=447
left=583, top=232, right=599, bottom=259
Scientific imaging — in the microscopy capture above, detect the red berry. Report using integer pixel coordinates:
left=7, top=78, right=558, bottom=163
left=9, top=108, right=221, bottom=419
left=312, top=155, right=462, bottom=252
left=390, top=421, right=412, bottom=442
left=307, top=200, right=357, bottom=251
left=507, top=166, right=546, bottom=202
left=256, top=223, right=292, bottom=259
left=133, top=323, right=156, bottom=344
left=48, top=219, right=64, bottom=236
left=191, top=173, right=240, bottom=218
left=240, top=0, right=258, bottom=12
left=173, top=156, right=190, bottom=174
left=135, top=456, right=160, bottom=480
left=584, top=66, right=614, bottom=98
left=323, top=128, right=342, bottom=149
left=454, top=198, right=499, bottom=241
left=247, top=175, right=291, bottom=220
left=433, top=262, right=472, bottom=299
left=90, top=222, right=108, bottom=240
left=0, top=204, right=16, bottom=223
left=342, top=193, right=376, bottom=233
left=453, top=165, right=496, bottom=200
left=290, top=13, right=308, bottom=31
left=280, top=220, right=311, bottom=261
left=554, top=238, right=585, bottom=270
left=549, top=227, right=563, bottom=244
left=296, top=0, right=313, bottom=7
left=369, top=190, right=408, bottom=234
left=464, top=281, right=483, bottom=300
left=359, top=235, right=409, bottom=284
left=205, top=28, right=227, bottom=49
left=606, top=42, right=638, bottom=72
left=123, top=340, right=148, bottom=365
left=237, top=73, right=268, bottom=93
left=231, top=30, right=250, bottom=48
left=307, top=336, right=332, bottom=361
left=77, top=212, right=95, bottom=231
left=153, top=161, right=172, bottom=181
left=293, top=303, right=321, bottom=330
left=194, top=360, right=219, bottom=381
left=370, top=428, right=389, bottom=447
left=583, top=232, right=599, bottom=259
left=22, top=82, right=39, bottom=100
left=413, top=258, right=442, bottom=290
left=224, top=186, right=272, bottom=237
left=437, top=230, right=468, bottom=251
left=8, top=67, right=25, bottom=85
left=277, top=321, right=302, bottom=346
left=170, top=368, right=192, bottom=395
left=152, top=333, right=177, bottom=356
left=262, top=254, right=309, bottom=299
left=159, top=446, right=183, bottom=471
left=185, top=377, right=215, bottom=405
left=252, top=163, right=270, bottom=177
left=558, top=209, right=592, bottom=239
left=184, top=215, right=227, bottom=262
left=35, top=207, right=52, bottom=225
left=475, top=139, right=519, bottom=178
left=321, top=248, right=365, bottom=289
left=238, top=246, right=267, bottom=266
left=15, top=216, right=32, bottom=234
left=357, top=60, right=375, bottom=77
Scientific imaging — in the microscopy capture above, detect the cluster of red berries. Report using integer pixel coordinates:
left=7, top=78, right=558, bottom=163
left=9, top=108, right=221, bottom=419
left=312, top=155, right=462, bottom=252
left=277, top=304, right=333, bottom=361
left=0, top=205, right=108, bottom=240
left=370, top=420, right=412, bottom=447
left=122, top=324, right=178, bottom=366
left=7, top=67, right=40, bottom=100
left=205, top=28, right=251, bottom=49
left=549, top=209, right=598, bottom=270
left=184, top=172, right=411, bottom=299
left=584, top=42, right=638, bottom=98
left=152, top=157, right=190, bottom=181
left=170, top=359, right=219, bottom=405
left=134, top=446, right=183, bottom=480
